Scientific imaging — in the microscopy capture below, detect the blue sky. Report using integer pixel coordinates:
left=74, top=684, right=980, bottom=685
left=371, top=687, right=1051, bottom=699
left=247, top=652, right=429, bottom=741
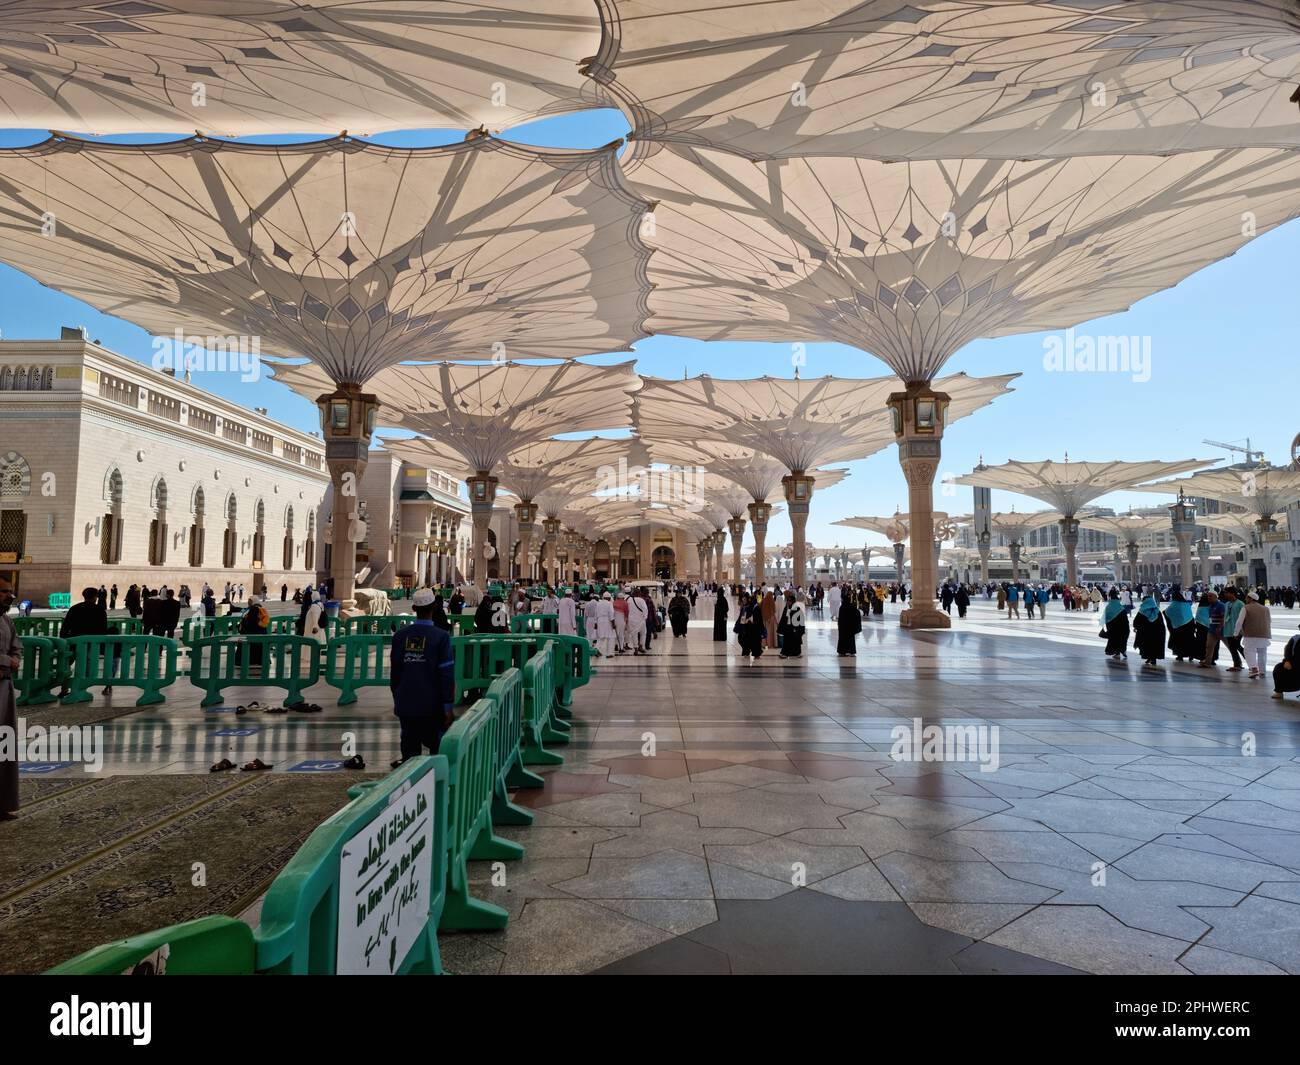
left=1, top=110, right=1296, bottom=550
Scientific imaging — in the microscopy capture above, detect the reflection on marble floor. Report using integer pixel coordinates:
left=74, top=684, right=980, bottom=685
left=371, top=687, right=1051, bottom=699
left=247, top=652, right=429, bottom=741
left=15, top=599, right=1300, bottom=974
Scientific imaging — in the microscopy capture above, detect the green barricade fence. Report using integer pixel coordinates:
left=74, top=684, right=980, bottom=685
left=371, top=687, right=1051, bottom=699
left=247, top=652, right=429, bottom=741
left=13, top=635, right=66, bottom=707
left=256, top=756, right=447, bottom=974
left=439, top=690, right=524, bottom=931
left=15, top=615, right=63, bottom=637
left=46, top=915, right=257, bottom=975
left=482, top=668, right=538, bottom=822
left=511, top=612, right=558, bottom=635
left=344, top=614, right=413, bottom=636
left=324, top=634, right=387, bottom=705
left=182, top=615, right=243, bottom=644
left=110, top=617, right=145, bottom=636
left=448, top=613, right=476, bottom=637
left=188, top=634, right=320, bottom=707
left=61, top=635, right=179, bottom=706
left=451, top=634, right=516, bottom=704
left=268, top=615, right=297, bottom=635
left=384, top=586, right=407, bottom=600
left=48, top=593, right=72, bottom=610
left=521, top=647, right=567, bottom=767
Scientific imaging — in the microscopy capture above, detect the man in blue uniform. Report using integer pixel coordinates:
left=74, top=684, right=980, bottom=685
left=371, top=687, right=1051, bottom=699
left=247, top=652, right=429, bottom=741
left=389, top=588, right=456, bottom=768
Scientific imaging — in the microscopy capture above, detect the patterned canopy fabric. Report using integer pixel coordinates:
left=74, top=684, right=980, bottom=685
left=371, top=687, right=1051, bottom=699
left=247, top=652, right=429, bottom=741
left=955, top=458, right=1221, bottom=514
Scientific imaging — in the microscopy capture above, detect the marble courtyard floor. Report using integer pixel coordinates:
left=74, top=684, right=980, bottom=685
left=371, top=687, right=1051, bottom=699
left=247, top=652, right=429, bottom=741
left=10, top=598, right=1300, bottom=975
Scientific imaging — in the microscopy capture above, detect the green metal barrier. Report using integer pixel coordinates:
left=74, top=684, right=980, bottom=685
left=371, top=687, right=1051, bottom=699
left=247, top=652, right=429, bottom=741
left=452, top=635, right=516, bottom=704
left=268, top=615, right=297, bottom=635
left=481, top=670, right=537, bottom=822
left=13, top=635, right=66, bottom=707
left=384, top=586, right=406, bottom=600
left=182, top=614, right=243, bottom=643
left=110, top=617, right=145, bottom=636
left=188, top=634, right=320, bottom=707
left=511, top=612, right=558, bottom=634
left=521, top=647, right=568, bottom=767
left=448, top=613, right=477, bottom=637
left=14, top=615, right=63, bottom=637
left=439, top=694, right=524, bottom=931
left=46, top=915, right=257, bottom=975
left=256, top=756, right=447, bottom=975
left=324, top=633, right=388, bottom=704
left=61, top=635, right=178, bottom=706
left=345, top=614, right=413, bottom=636
left=48, top=593, right=72, bottom=610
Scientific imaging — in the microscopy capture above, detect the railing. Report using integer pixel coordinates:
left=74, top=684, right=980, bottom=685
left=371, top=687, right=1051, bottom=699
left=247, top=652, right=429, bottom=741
left=188, top=635, right=320, bottom=707
left=61, top=635, right=179, bottom=706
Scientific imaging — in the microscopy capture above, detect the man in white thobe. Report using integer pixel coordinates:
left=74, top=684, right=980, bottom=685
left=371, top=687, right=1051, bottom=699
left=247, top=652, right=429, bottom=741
left=593, top=592, right=616, bottom=657
left=827, top=582, right=842, bottom=624
left=626, top=593, right=650, bottom=655
left=557, top=593, right=578, bottom=637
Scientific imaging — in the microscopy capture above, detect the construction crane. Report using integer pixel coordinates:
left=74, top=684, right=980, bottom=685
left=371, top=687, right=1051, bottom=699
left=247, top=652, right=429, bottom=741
left=1202, top=438, right=1265, bottom=465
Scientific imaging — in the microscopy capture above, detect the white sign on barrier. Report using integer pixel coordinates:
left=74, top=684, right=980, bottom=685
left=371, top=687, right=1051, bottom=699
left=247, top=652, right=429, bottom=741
left=336, top=769, right=435, bottom=975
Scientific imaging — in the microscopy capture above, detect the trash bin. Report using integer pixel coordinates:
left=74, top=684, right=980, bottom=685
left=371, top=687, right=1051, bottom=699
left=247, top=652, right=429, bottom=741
left=325, top=600, right=341, bottom=618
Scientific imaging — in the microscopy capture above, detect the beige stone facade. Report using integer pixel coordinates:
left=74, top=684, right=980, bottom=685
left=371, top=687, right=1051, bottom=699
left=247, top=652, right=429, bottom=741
left=0, top=337, right=329, bottom=604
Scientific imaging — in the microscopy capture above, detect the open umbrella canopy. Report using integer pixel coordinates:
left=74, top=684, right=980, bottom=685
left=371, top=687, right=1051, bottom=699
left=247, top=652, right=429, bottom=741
left=1079, top=511, right=1176, bottom=546
left=272, top=358, right=641, bottom=472
left=380, top=434, right=629, bottom=502
left=954, top=458, right=1221, bottom=516
left=586, top=1, right=1300, bottom=161
left=1131, top=466, right=1300, bottom=522
left=624, top=140, right=1300, bottom=381
left=0, top=133, right=651, bottom=384
left=1, top=0, right=605, bottom=135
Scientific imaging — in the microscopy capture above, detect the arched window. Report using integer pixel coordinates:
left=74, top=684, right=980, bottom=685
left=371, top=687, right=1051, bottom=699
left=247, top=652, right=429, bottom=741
left=0, top=451, right=31, bottom=502
left=223, top=495, right=238, bottom=568
left=148, top=478, right=169, bottom=565
left=0, top=367, right=11, bottom=390
left=101, top=469, right=124, bottom=564
left=41, top=366, right=54, bottom=390
left=304, top=509, right=316, bottom=572
left=189, top=486, right=206, bottom=566
left=13, top=367, right=27, bottom=391
left=252, top=498, right=266, bottom=566
left=26, top=366, right=41, bottom=391
left=282, top=505, right=295, bottom=570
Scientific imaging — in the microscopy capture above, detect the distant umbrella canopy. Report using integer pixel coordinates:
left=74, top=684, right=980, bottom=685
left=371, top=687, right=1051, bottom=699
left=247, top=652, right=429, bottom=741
left=1130, top=466, right=1300, bottom=522
left=634, top=372, right=1017, bottom=471
left=1079, top=512, right=1176, bottom=547
left=1, top=1, right=606, bottom=135
left=380, top=434, right=631, bottom=501
left=624, top=141, right=1300, bottom=381
left=589, top=0, right=1300, bottom=160
left=647, top=437, right=850, bottom=504
left=834, top=513, right=945, bottom=544
left=0, top=134, right=651, bottom=384
left=954, top=458, right=1221, bottom=515
left=270, top=358, right=641, bottom=473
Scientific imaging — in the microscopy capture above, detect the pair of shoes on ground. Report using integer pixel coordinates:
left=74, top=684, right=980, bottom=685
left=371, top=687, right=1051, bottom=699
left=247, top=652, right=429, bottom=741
left=209, top=757, right=272, bottom=772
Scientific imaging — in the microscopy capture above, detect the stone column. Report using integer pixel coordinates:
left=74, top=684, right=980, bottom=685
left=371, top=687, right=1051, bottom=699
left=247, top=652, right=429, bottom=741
left=466, top=473, right=497, bottom=591
left=1197, top=539, right=1211, bottom=587
left=318, top=387, right=378, bottom=608
left=542, top=519, right=560, bottom=587
left=893, top=542, right=906, bottom=586
left=1169, top=498, right=1198, bottom=590
left=861, top=546, right=872, bottom=582
left=728, top=516, right=747, bottom=588
left=1059, top=517, right=1081, bottom=587
left=1008, top=541, right=1022, bottom=582
left=514, top=501, right=538, bottom=587
left=713, top=532, right=725, bottom=585
left=782, top=473, right=813, bottom=591
left=888, top=384, right=950, bottom=629
left=748, top=503, right=772, bottom=586
left=1126, top=543, right=1140, bottom=585
left=977, top=540, right=990, bottom=584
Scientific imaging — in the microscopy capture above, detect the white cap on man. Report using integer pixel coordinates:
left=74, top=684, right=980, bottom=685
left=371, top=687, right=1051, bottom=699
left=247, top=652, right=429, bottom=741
left=412, top=588, right=436, bottom=607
